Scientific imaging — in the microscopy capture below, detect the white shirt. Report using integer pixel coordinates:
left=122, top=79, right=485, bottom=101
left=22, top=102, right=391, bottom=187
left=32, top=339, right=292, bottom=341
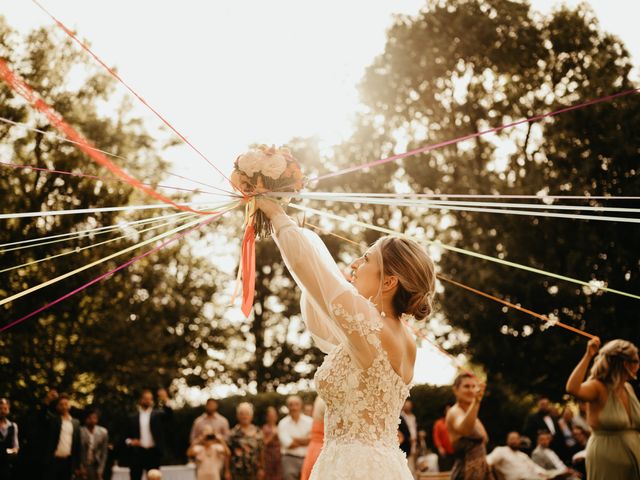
left=487, top=446, right=560, bottom=480
left=54, top=417, right=74, bottom=458
left=542, top=415, right=556, bottom=435
left=536, top=446, right=567, bottom=470
left=278, top=414, right=312, bottom=458
left=401, top=412, right=418, bottom=441
left=139, top=408, right=155, bottom=448
left=0, top=419, right=19, bottom=450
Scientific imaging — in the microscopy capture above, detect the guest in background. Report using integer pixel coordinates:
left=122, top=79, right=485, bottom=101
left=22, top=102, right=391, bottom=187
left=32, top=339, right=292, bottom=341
left=229, top=402, right=264, bottom=480
left=487, top=431, right=563, bottom=480
left=415, top=429, right=429, bottom=459
left=300, top=397, right=325, bottom=480
left=79, top=407, right=109, bottom=480
left=522, top=397, right=565, bottom=458
left=124, top=389, right=173, bottom=480
left=187, top=426, right=230, bottom=480
left=398, top=414, right=412, bottom=457
left=0, top=398, right=19, bottom=480
left=446, top=374, right=492, bottom=480
left=415, top=430, right=439, bottom=474
left=569, top=426, right=589, bottom=478
left=401, top=399, right=418, bottom=473
left=531, top=431, right=580, bottom=480
left=433, top=404, right=454, bottom=472
left=302, top=403, right=313, bottom=418
left=557, top=407, right=576, bottom=455
left=190, top=399, right=230, bottom=444
left=572, top=401, right=590, bottom=433
left=261, top=407, right=282, bottom=480
left=24, top=388, right=58, bottom=480
left=45, top=394, right=81, bottom=480
left=278, top=395, right=311, bottom=480
left=571, top=426, right=589, bottom=452
left=156, top=388, right=175, bottom=464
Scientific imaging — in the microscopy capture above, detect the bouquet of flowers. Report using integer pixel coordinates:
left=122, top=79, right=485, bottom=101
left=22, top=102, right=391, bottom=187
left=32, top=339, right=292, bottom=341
left=231, top=144, right=304, bottom=238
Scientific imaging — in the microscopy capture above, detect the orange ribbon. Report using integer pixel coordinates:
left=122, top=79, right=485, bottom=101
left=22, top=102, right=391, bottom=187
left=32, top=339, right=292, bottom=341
left=305, top=223, right=596, bottom=339
left=228, top=197, right=257, bottom=317
left=240, top=222, right=256, bottom=317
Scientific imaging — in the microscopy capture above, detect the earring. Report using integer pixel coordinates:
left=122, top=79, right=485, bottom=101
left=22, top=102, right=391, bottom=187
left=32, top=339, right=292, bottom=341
left=380, top=310, right=386, bottom=318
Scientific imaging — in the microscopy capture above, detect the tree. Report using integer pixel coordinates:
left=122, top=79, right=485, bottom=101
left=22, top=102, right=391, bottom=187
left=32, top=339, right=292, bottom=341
left=0, top=19, right=231, bottom=420
left=345, top=0, right=640, bottom=396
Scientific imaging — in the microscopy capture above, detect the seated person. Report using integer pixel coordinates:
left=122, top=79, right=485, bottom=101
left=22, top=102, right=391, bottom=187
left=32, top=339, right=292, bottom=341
left=487, top=431, right=566, bottom=480
left=415, top=430, right=439, bottom=474
left=531, top=431, right=580, bottom=480
left=568, top=426, right=589, bottom=478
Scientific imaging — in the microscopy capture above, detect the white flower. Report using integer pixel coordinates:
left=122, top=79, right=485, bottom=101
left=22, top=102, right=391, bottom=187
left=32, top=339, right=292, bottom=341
left=544, top=313, right=559, bottom=329
left=260, top=152, right=288, bottom=179
left=581, top=280, right=606, bottom=296
left=237, top=150, right=262, bottom=177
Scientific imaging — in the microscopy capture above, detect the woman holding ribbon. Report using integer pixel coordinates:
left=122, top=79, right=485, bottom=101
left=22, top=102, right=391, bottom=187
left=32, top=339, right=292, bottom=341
left=446, top=373, right=493, bottom=480
left=566, top=337, right=640, bottom=479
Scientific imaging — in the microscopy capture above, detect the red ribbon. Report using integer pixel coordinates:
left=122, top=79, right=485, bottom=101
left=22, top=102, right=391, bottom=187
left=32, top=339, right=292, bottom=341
left=240, top=223, right=256, bottom=317
left=0, top=58, right=219, bottom=216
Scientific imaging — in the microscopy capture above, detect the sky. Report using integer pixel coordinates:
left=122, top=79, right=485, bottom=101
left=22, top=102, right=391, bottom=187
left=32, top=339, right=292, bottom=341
left=3, top=0, right=639, bottom=395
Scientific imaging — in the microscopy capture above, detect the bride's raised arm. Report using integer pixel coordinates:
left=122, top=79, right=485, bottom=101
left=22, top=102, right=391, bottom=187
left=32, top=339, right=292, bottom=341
left=257, top=198, right=381, bottom=368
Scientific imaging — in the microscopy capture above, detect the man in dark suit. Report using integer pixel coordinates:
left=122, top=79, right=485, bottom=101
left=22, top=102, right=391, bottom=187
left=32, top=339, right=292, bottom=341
left=45, top=394, right=81, bottom=480
left=124, top=389, right=172, bottom=480
left=0, top=398, right=19, bottom=480
left=20, top=387, right=58, bottom=480
left=522, top=397, right=565, bottom=459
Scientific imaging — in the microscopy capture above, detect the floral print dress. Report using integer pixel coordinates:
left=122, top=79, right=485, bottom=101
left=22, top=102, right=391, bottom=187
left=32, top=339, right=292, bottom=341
left=228, top=424, right=264, bottom=480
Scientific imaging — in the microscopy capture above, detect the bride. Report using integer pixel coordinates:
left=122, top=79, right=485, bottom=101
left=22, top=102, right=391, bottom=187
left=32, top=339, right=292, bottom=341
left=256, top=198, right=436, bottom=479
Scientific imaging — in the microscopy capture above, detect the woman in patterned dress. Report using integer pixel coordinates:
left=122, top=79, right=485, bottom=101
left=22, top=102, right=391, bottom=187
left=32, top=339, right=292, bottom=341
left=261, top=406, right=282, bottom=480
left=228, top=402, right=265, bottom=480
left=446, top=373, right=493, bottom=480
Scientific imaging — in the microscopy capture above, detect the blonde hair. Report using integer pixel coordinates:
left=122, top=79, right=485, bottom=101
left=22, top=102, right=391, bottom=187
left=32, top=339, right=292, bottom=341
left=589, top=339, right=638, bottom=389
left=374, top=236, right=436, bottom=321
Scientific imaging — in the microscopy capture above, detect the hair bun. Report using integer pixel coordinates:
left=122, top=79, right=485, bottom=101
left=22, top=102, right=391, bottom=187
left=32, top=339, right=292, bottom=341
left=407, top=291, right=433, bottom=321
left=376, top=235, right=436, bottom=321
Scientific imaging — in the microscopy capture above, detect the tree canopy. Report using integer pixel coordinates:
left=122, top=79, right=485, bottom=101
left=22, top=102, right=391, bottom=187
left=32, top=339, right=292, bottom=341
left=0, top=20, right=231, bottom=417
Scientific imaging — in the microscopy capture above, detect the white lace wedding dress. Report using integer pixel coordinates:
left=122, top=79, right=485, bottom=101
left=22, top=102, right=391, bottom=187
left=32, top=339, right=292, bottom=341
left=272, top=213, right=414, bottom=480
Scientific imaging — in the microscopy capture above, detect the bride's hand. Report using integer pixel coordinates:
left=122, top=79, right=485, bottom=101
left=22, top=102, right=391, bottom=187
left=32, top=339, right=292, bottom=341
left=254, top=196, right=285, bottom=220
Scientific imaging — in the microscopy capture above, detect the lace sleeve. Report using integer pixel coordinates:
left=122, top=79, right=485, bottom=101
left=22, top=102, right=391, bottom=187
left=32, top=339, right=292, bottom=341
left=272, top=213, right=382, bottom=368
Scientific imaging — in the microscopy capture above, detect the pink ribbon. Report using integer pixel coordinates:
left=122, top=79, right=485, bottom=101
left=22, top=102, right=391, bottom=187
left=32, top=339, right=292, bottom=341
left=310, top=87, right=640, bottom=184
